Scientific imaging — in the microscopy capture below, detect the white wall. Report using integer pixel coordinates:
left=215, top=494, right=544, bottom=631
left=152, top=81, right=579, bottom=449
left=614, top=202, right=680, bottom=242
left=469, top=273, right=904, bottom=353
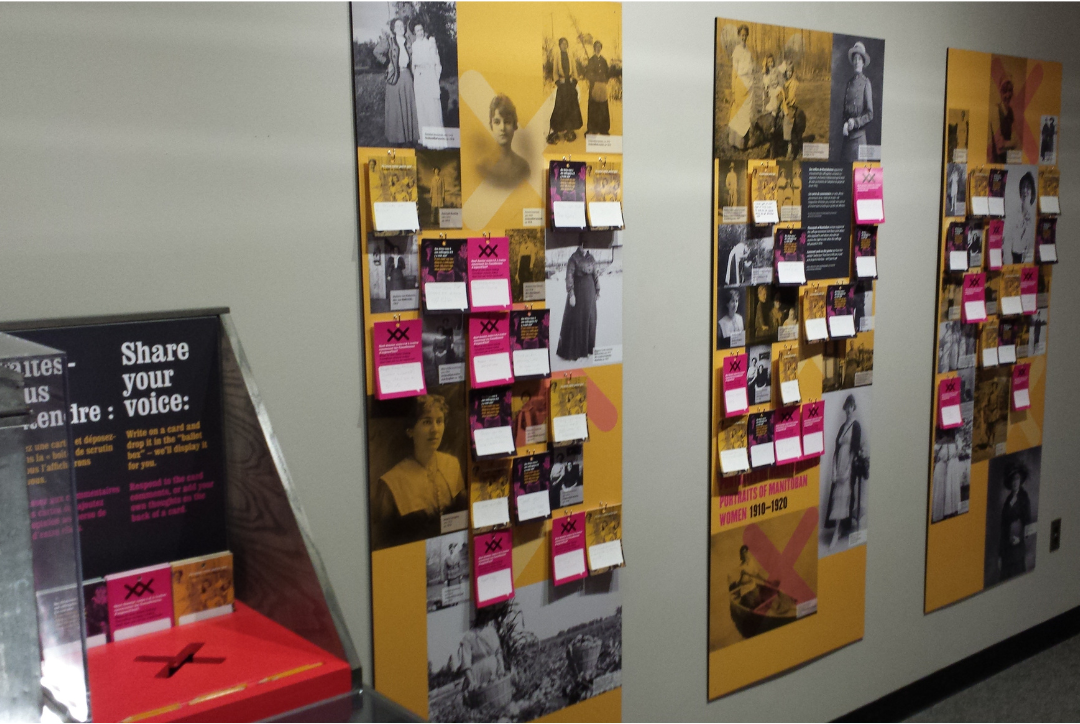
left=2, top=3, right=1079, bottom=720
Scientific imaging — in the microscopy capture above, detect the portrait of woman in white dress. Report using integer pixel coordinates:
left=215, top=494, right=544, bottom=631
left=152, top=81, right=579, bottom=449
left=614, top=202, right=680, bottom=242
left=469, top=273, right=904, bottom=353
left=727, top=24, right=755, bottom=150
left=410, top=21, right=444, bottom=136
left=931, top=431, right=966, bottom=523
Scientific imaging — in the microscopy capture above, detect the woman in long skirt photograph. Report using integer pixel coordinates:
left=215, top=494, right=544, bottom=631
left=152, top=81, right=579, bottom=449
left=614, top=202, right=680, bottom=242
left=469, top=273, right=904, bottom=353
left=548, top=37, right=583, bottom=144
left=556, top=242, right=600, bottom=362
left=411, top=20, right=444, bottom=134
left=373, top=18, right=419, bottom=144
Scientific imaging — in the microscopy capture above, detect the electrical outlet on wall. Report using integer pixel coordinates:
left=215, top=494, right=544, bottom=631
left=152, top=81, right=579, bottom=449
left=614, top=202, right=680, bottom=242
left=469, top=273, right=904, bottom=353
left=1050, top=518, right=1061, bottom=551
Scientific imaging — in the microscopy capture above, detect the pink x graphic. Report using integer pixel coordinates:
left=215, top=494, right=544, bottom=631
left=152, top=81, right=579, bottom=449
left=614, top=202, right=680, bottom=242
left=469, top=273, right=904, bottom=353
left=742, top=507, right=819, bottom=603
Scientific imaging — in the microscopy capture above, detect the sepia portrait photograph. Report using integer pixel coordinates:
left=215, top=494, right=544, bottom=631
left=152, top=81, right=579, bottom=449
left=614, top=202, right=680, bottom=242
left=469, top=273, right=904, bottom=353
left=417, top=149, right=463, bottom=228
left=714, top=20, right=832, bottom=160
left=984, top=447, right=1041, bottom=587
left=829, top=34, right=885, bottom=162
left=368, top=235, right=420, bottom=313
left=719, top=160, right=749, bottom=218
left=427, top=572, right=621, bottom=722
left=547, top=230, right=623, bottom=371
left=351, top=2, right=459, bottom=148
left=709, top=507, right=818, bottom=651
left=987, top=55, right=1027, bottom=163
left=543, top=16, right=623, bottom=145
left=947, top=108, right=969, bottom=162
left=367, top=385, right=469, bottom=551
left=972, top=366, right=1009, bottom=463
left=842, top=332, right=873, bottom=388
left=508, top=229, right=546, bottom=303
left=819, top=386, right=871, bottom=555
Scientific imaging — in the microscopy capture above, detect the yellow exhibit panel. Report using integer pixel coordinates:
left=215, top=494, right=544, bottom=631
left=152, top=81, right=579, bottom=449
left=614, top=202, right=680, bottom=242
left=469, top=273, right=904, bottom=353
left=923, top=48, right=1061, bottom=613
left=707, top=17, right=884, bottom=698
left=352, top=3, right=624, bottom=720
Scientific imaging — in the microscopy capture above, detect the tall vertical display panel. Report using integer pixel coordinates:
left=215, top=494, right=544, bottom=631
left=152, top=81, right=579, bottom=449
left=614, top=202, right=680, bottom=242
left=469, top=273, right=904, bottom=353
left=924, top=49, right=1061, bottom=613
left=708, top=19, right=885, bottom=698
left=352, top=3, right=625, bottom=720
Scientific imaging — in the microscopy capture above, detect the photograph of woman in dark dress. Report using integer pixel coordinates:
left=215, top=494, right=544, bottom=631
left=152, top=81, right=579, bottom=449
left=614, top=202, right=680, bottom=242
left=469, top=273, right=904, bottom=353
left=556, top=243, right=600, bottom=362
left=840, top=42, right=873, bottom=162
left=373, top=18, right=419, bottom=145
left=823, top=393, right=867, bottom=552
left=371, top=394, right=467, bottom=550
left=989, top=75, right=1019, bottom=163
left=585, top=41, right=610, bottom=135
left=985, top=448, right=1041, bottom=587
left=548, top=38, right=583, bottom=144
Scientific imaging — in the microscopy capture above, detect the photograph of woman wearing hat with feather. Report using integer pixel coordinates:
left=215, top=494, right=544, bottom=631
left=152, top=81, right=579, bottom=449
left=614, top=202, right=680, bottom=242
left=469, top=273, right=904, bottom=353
left=828, top=35, right=885, bottom=162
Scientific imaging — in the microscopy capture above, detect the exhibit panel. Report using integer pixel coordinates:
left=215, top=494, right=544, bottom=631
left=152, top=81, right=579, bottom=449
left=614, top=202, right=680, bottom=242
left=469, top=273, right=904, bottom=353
left=708, top=17, right=883, bottom=699
left=352, top=3, right=625, bottom=721
left=924, top=49, right=1062, bottom=614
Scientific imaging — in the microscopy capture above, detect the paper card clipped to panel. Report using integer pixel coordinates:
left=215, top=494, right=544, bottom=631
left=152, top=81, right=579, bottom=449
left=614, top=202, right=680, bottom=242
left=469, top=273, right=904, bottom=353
left=553, top=201, right=587, bottom=228
left=719, top=448, right=750, bottom=475
left=588, top=201, right=624, bottom=228
left=373, top=201, right=420, bottom=232
left=472, top=497, right=510, bottom=529
left=473, top=426, right=516, bottom=458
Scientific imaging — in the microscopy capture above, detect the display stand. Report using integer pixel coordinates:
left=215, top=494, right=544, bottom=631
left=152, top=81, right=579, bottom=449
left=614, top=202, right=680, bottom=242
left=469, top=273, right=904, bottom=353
left=2, top=311, right=359, bottom=722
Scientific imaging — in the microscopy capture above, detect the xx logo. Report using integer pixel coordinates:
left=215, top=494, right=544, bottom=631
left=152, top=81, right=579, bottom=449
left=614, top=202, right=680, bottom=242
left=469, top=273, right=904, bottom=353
left=806, top=406, right=820, bottom=419
left=945, top=380, right=957, bottom=393
left=478, top=244, right=499, bottom=259
left=560, top=518, right=578, bottom=535
left=966, top=276, right=981, bottom=288
left=386, top=327, right=410, bottom=342
left=779, top=409, right=796, bottom=423
left=484, top=537, right=503, bottom=554
left=728, top=358, right=743, bottom=372
left=125, top=578, right=154, bottom=600
left=479, top=319, right=500, bottom=334
left=860, top=168, right=878, bottom=183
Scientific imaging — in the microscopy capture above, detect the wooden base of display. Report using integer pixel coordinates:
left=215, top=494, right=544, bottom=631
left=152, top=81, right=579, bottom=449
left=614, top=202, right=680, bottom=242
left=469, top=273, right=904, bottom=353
left=88, top=601, right=351, bottom=722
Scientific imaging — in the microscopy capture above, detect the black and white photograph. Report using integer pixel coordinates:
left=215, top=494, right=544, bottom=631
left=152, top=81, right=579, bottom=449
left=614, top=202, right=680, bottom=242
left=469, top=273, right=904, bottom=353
left=939, top=278, right=961, bottom=322
left=547, top=230, right=623, bottom=372
left=1030, top=309, right=1049, bottom=356
left=714, top=21, right=832, bottom=159
left=368, top=235, right=420, bottom=313
left=417, top=149, right=463, bottom=228
left=829, top=34, right=885, bottom=162
left=746, top=344, right=772, bottom=406
left=945, top=162, right=967, bottom=217
left=549, top=444, right=584, bottom=511
left=937, top=321, right=977, bottom=373
left=930, top=422, right=972, bottom=524
left=745, top=285, right=798, bottom=345
left=853, top=280, right=873, bottom=333
left=427, top=531, right=469, bottom=612
left=984, top=447, right=1041, bottom=587
left=426, top=571, right=622, bottom=722
left=966, top=221, right=984, bottom=268
left=972, top=366, right=1010, bottom=464
left=717, top=224, right=773, bottom=287
left=776, top=160, right=803, bottom=219
left=719, top=161, right=748, bottom=219
left=509, top=229, right=545, bottom=303
left=351, top=2, right=459, bottom=148
left=716, top=286, right=747, bottom=350
left=1003, top=164, right=1038, bottom=264
left=819, top=386, right=871, bottom=556
left=368, top=385, right=469, bottom=551
left=422, top=314, right=466, bottom=388
left=1040, top=115, right=1058, bottom=165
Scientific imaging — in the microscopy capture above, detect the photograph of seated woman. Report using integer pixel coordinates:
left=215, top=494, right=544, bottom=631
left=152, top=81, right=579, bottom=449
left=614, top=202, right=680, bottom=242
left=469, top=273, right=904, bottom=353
left=477, top=94, right=530, bottom=189
left=372, top=394, right=466, bottom=549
